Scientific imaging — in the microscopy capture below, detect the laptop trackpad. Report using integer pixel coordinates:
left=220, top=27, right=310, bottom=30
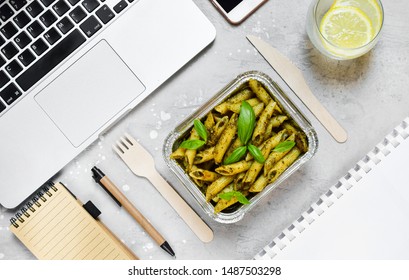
left=35, top=40, right=145, bottom=147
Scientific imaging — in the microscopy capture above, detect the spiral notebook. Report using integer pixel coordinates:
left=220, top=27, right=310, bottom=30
left=9, top=182, right=138, bottom=260
left=255, top=117, right=409, bottom=259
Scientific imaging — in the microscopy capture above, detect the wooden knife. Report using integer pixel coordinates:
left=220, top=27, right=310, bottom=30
left=247, top=35, right=348, bottom=143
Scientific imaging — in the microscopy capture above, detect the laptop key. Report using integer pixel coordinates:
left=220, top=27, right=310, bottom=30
left=14, top=31, right=32, bottom=49
left=0, top=70, right=10, bottom=89
left=5, top=60, right=23, bottom=77
left=113, top=0, right=127, bottom=13
left=0, top=83, right=22, bottom=105
left=13, top=11, right=31, bottom=28
left=0, top=4, right=15, bottom=22
left=68, top=0, right=80, bottom=5
left=1, top=22, right=18, bottom=39
left=1, top=42, right=19, bottom=59
left=40, top=0, right=57, bottom=7
left=26, top=1, right=44, bottom=18
left=18, top=48, right=35, bottom=66
left=69, top=6, right=86, bottom=23
left=39, top=10, right=57, bottom=27
left=0, top=55, right=5, bottom=68
left=80, top=15, right=102, bottom=38
left=57, top=17, right=74, bottom=34
left=44, top=27, right=61, bottom=45
left=16, top=29, right=86, bottom=91
left=27, top=21, right=45, bottom=38
left=10, top=0, right=28, bottom=11
left=0, top=35, right=5, bottom=47
left=53, top=0, right=70, bottom=16
left=96, top=5, right=115, bottom=24
left=82, top=0, right=100, bottom=13
left=0, top=100, right=5, bottom=113
left=31, top=38, right=48, bottom=55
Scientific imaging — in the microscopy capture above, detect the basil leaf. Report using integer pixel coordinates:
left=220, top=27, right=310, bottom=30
left=235, top=192, right=250, bottom=205
left=273, top=140, right=296, bottom=153
left=179, top=139, right=205, bottom=150
left=194, top=119, right=207, bottom=142
left=223, top=146, right=247, bottom=165
left=218, top=192, right=235, bottom=201
left=238, top=101, right=256, bottom=145
left=248, top=144, right=265, bottom=164
left=218, top=191, right=250, bottom=205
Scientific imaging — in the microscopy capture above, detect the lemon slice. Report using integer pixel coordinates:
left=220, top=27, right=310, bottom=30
left=331, top=0, right=383, bottom=32
left=320, top=6, right=374, bottom=49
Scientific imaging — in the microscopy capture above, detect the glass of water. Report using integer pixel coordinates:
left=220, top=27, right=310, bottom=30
left=306, top=0, right=384, bottom=60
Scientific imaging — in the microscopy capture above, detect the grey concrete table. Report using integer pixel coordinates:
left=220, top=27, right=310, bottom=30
left=1, top=0, right=408, bottom=260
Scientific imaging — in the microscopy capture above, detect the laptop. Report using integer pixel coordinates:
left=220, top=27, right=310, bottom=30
left=0, top=0, right=216, bottom=208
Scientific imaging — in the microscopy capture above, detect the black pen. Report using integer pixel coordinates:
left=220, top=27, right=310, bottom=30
left=91, top=166, right=175, bottom=257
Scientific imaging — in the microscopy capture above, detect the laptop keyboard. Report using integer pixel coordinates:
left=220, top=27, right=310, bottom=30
left=0, top=0, right=135, bottom=115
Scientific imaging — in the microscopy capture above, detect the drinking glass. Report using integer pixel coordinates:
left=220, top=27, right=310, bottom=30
left=306, top=0, right=384, bottom=60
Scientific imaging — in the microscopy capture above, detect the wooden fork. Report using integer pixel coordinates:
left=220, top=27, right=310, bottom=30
left=113, top=133, right=214, bottom=243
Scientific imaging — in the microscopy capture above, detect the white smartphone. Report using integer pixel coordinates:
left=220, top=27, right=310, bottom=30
left=210, top=0, right=268, bottom=25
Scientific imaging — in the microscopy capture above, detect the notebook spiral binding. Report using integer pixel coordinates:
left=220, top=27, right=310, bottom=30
left=254, top=117, right=409, bottom=260
left=10, top=182, right=58, bottom=229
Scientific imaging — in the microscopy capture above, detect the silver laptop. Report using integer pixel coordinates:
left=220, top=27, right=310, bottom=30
left=0, top=0, right=216, bottom=208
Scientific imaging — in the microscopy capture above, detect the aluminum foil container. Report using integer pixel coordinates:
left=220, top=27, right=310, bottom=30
left=163, top=71, right=318, bottom=223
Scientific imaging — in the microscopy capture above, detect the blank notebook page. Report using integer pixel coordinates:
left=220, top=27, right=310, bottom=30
left=10, top=183, right=136, bottom=260
left=254, top=118, right=409, bottom=260
left=274, top=132, right=409, bottom=259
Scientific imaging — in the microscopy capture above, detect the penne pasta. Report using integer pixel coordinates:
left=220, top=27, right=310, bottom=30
left=270, top=115, right=288, bottom=129
left=208, top=116, right=229, bottom=146
left=214, top=89, right=254, bottom=114
left=214, top=196, right=238, bottom=213
left=263, top=115, right=287, bottom=140
left=243, top=130, right=287, bottom=185
left=282, top=122, right=298, bottom=135
left=171, top=78, right=309, bottom=214
left=214, top=102, right=229, bottom=115
left=234, top=172, right=246, bottom=190
left=214, top=190, right=249, bottom=213
left=215, top=160, right=253, bottom=176
left=189, top=168, right=220, bottom=182
left=224, top=137, right=241, bottom=160
left=266, top=147, right=301, bottom=184
left=193, top=147, right=215, bottom=164
left=170, top=147, right=186, bottom=160
left=263, top=133, right=296, bottom=176
left=226, top=98, right=261, bottom=113
left=184, top=129, right=200, bottom=171
left=252, top=100, right=277, bottom=146
left=214, top=116, right=223, bottom=123
left=226, top=88, right=254, bottom=104
left=204, top=112, right=215, bottom=131
left=189, top=165, right=206, bottom=188
left=295, top=132, right=309, bottom=153
left=273, top=103, right=283, bottom=114
left=248, top=174, right=269, bottom=193
left=249, top=79, right=272, bottom=105
left=213, top=114, right=238, bottom=164
left=206, top=176, right=234, bottom=202
left=252, top=102, right=265, bottom=117
left=212, top=184, right=234, bottom=203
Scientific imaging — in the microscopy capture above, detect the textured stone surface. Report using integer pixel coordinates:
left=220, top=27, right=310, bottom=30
left=1, top=0, right=408, bottom=260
